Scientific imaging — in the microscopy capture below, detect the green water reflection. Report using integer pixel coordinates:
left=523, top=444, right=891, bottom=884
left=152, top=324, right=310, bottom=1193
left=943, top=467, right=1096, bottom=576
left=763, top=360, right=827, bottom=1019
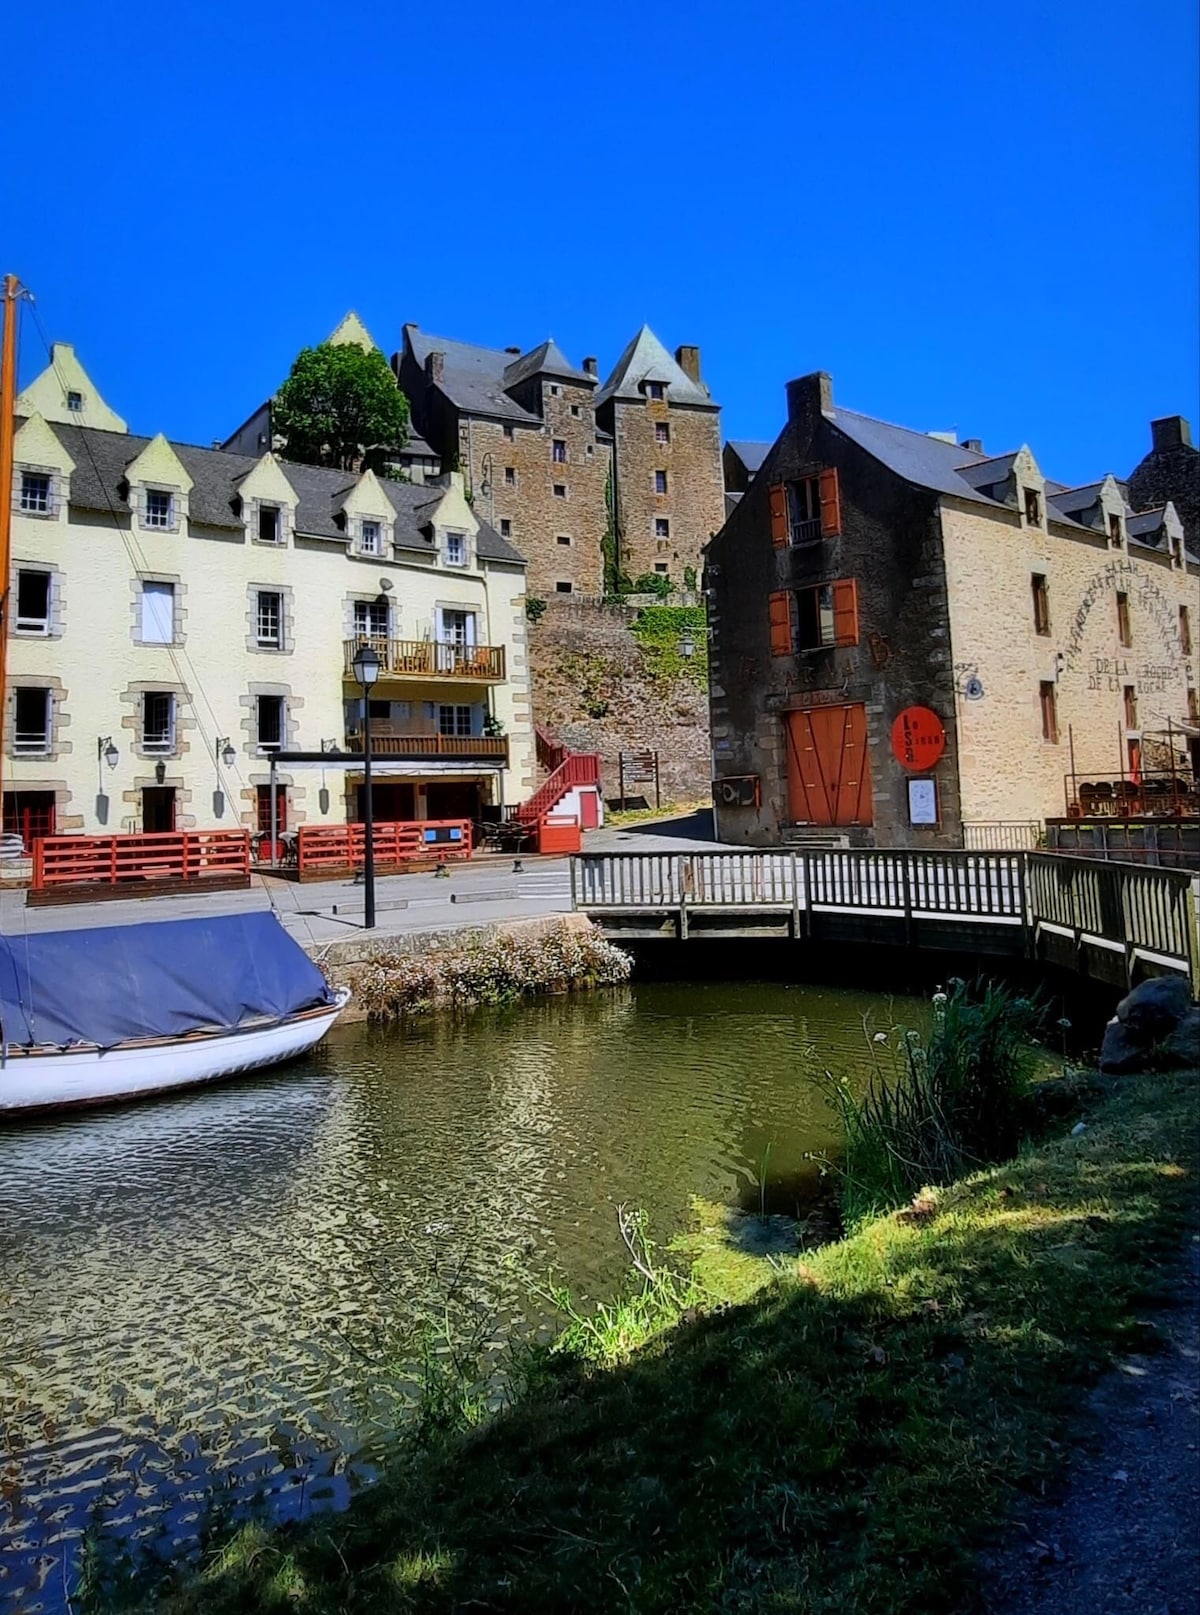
left=0, top=978, right=918, bottom=1611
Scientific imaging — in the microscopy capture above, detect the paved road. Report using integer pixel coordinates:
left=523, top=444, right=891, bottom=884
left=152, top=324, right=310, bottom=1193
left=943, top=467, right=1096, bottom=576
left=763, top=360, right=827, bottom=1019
left=0, top=811, right=734, bottom=949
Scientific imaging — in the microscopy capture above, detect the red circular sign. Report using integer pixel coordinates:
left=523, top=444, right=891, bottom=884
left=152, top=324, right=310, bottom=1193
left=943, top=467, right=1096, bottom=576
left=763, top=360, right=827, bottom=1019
left=891, top=706, right=946, bottom=771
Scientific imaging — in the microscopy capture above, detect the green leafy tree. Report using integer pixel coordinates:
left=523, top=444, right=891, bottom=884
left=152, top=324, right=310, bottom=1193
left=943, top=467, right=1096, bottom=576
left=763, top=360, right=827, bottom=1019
left=272, top=342, right=410, bottom=472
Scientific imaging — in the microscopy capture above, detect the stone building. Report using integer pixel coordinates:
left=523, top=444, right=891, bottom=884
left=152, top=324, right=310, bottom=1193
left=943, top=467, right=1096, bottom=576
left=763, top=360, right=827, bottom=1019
left=5, top=349, right=534, bottom=848
left=1127, top=415, right=1199, bottom=555
left=395, top=323, right=724, bottom=600
left=707, top=372, right=1199, bottom=849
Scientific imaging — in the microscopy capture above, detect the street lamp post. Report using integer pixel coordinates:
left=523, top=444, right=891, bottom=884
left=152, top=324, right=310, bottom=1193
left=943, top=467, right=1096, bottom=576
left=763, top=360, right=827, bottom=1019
left=352, top=642, right=381, bottom=929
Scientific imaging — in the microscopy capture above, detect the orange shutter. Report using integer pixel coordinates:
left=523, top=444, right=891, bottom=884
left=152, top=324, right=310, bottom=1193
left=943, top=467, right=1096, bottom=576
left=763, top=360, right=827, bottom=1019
left=768, top=482, right=789, bottom=547
left=832, top=578, right=859, bottom=646
left=768, top=590, right=793, bottom=656
left=819, top=468, right=842, bottom=537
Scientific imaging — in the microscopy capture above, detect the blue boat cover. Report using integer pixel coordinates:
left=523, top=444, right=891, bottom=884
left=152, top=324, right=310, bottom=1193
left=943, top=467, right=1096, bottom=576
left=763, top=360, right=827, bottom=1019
left=0, top=913, right=337, bottom=1050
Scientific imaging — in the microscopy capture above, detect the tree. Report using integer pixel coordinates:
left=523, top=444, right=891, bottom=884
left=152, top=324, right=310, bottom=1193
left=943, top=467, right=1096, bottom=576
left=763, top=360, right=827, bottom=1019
left=272, top=342, right=410, bottom=472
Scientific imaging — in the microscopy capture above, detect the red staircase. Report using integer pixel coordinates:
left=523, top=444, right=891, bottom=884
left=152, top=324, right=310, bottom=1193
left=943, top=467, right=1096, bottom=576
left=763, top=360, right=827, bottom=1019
left=516, top=748, right=602, bottom=825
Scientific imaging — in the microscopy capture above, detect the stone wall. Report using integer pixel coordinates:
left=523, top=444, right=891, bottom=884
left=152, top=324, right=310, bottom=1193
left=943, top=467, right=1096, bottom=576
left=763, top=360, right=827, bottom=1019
left=1127, top=417, right=1200, bottom=553
left=607, top=398, right=726, bottom=586
left=527, top=598, right=712, bottom=805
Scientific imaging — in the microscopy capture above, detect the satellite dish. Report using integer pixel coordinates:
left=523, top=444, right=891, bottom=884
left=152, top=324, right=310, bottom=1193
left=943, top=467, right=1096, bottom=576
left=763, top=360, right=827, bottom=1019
left=964, top=676, right=984, bottom=701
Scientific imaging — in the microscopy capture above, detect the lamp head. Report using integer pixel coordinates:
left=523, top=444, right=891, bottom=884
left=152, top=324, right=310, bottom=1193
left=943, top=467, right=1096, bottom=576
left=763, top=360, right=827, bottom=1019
left=154, top=760, right=167, bottom=785
left=679, top=631, right=696, bottom=659
left=99, top=737, right=119, bottom=770
left=221, top=741, right=236, bottom=768
left=353, top=642, right=382, bottom=688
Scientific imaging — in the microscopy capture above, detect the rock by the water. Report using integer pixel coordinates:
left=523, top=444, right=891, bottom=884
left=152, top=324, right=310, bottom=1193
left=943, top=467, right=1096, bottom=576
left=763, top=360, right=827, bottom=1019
left=1099, top=1018, right=1151, bottom=1075
left=1100, top=977, right=1199, bottom=1074
left=1115, top=975, right=1192, bottom=1038
left=1163, top=1007, right=1200, bottom=1071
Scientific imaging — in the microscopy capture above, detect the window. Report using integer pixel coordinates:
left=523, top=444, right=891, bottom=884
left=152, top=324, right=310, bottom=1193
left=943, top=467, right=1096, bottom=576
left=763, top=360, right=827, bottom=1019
left=556, top=534, right=571, bottom=546
left=256, top=590, right=283, bottom=648
left=368, top=699, right=391, bottom=720
left=795, top=579, right=859, bottom=651
left=500, top=518, right=512, bottom=537
left=586, top=444, right=594, bottom=456
left=571, top=404, right=581, bottom=418
left=360, top=519, right=381, bottom=555
left=552, top=439, right=567, bottom=463
left=255, top=782, right=287, bottom=834
left=3, top=789, right=56, bottom=843
left=438, top=704, right=473, bottom=737
left=142, top=691, right=175, bottom=755
left=769, top=472, right=842, bottom=546
left=13, top=688, right=51, bottom=755
left=655, top=517, right=670, bottom=538
left=19, top=472, right=51, bottom=513
left=1039, top=681, right=1058, bottom=743
left=1181, top=606, right=1193, bottom=657
left=654, top=563, right=669, bottom=574
left=256, top=694, right=284, bottom=751
left=1123, top=685, right=1138, bottom=729
left=655, top=422, right=670, bottom=444
left=549, top=384, right=561, bottom=397
left=145, top=489, right=174, bottom=529
left=1189, top=687, right=1199, bottom=724
left=256, top=504, right=281, bottom=544
left=439, top=608, right=472, bottom=646
left=1023, top=487, right=1041, bottom=526
left=553, top=483, right=567, bottom=498
left=140, top=580, right=175, bottom=644
left=555, top=581, right=573, bottom=594
left=353, top=599, right=389, bottom=639
left=647, top=381, right=665, bottom=400
left=502, top=424, right=514, bottom=441
left=66, top=390, right=83, bottom=413
left=504, top=466, right=516, bottom=485
left=655, top=469, right=668, bottom=494
left=15, top=570, right=50, bottom=633
left=1031, top=573, right=1050, bottom=635
left=445, top=531, right=467, bottom=566
left=1108, top=512, right=1122, bottom=544
left=1116, top=591, right=1132, bottom=647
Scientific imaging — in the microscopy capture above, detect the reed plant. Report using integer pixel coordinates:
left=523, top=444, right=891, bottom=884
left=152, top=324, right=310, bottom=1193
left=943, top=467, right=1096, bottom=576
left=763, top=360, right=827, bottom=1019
left=826, top=978, right=1044, bottom=1225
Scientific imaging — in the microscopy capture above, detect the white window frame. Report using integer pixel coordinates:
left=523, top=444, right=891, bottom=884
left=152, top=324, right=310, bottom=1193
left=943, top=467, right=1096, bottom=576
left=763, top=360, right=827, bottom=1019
left=436, top=607, right=475, bottom=648
left=13, top=687, right=52, bottom=755
left=144, top=488, right=175, bottom=530
left=66, top=390, right=83, bottom=413
left=255, top=693, right=285, bottom=753
left=257, top=504, right=283, bottom=545
left=353, top=598, right=389, bottom=640
left=142, top=691, right=176, bottom=755
left=18, top=471, right=52, bottom=515
left=359, top=519, right=382, bottom=557
left=444, top=530, right=467, bottom=567
left=256, top=590, right=283, bottom=648
left=140, top=580, right=175, bottom=644
left=15, top=569, right=51, bottom=634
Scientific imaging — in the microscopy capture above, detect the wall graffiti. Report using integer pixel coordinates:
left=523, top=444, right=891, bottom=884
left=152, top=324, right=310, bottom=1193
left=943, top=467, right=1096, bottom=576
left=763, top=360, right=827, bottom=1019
left=1064, top=556, right=1181, bottom=672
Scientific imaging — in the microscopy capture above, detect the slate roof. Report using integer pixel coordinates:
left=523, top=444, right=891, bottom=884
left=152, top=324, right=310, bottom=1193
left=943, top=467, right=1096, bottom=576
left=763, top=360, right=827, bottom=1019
left=726, top=440, right=772, bottom=475
left=1048, top=481, right=1105, bottom=515
left=502, top=339, right=595, bottom=391
left=405, top=328, right=541, bottom=425
left=954, top=453, right=1019, bottom=494
left=594, top=326, right=717, bottom=410
left=31, top=421, right=523, bottom=564
left=1126, top=508, right=1167, bottom=539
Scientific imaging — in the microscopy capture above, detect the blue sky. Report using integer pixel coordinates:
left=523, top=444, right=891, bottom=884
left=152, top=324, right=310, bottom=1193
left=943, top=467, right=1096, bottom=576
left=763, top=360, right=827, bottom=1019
left=5, top=0, right=1197, bottom=486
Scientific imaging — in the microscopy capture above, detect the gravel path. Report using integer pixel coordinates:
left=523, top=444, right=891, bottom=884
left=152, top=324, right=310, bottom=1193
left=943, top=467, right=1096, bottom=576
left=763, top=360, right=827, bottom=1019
left=980, top=1237, right=1200, bottom=1615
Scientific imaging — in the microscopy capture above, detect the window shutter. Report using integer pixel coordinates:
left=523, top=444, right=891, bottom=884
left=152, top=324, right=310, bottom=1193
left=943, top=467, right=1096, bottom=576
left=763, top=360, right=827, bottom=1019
left=819, top=468, right=842, bottom=537
left=768, top=483, right=789, bottom=548
left=832, top=578, right=859, bottom=646
left=768, top=590, right=793, bottom=656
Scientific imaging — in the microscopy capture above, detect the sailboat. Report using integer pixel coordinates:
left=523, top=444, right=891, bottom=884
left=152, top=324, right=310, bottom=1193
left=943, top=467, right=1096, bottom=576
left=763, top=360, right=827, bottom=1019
left=0, top=912, right=350, bottom=1114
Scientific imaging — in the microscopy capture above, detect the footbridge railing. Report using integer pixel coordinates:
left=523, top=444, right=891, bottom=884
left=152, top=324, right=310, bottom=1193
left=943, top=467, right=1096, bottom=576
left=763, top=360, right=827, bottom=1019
left=571, top=849, right=1199, bottom=995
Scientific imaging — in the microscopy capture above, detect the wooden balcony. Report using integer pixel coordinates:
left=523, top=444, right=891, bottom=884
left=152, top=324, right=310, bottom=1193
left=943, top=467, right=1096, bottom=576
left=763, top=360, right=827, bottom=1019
left=345, top=731, right=509, bottom=764
left=343, top=637, right=506, bottom=683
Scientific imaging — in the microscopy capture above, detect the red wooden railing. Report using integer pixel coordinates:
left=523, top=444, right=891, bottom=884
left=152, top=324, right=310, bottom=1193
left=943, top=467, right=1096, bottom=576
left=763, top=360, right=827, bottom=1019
left=32, top=831, right=251, bottom=894
left=296, top=819, right=473, bottom=878
left=515, top=752, right=602, bottom=825
left=535, top=724, right=567, bottom=774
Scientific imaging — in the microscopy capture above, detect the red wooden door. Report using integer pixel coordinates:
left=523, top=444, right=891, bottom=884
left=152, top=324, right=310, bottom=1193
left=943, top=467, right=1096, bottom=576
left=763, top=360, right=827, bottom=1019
left=784, top=705, right=873, bottom=826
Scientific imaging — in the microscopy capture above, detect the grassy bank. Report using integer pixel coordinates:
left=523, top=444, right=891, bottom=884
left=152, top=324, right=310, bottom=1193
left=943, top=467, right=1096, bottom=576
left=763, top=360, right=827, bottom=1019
left=100, top=1064, right=1198, bottom=1615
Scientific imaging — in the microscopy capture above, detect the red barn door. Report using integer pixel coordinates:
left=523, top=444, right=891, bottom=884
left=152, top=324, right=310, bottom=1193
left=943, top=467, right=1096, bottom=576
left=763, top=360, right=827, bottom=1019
left=784, top=705, right=873, bottom=826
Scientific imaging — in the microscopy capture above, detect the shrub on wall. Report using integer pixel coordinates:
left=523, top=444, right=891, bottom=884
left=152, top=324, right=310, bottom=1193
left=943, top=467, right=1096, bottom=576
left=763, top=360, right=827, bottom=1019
left=629, top=605, right=708, bottom=688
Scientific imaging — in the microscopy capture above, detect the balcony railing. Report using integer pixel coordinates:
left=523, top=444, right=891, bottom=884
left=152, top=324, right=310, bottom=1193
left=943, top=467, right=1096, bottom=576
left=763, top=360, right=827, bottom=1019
left=1066, top=772, right=1200, bottom=819
left=345, top=732, right=509, bottom=763
left=790, top=517, right=823, bottom=545
left=343, top=637, right=506, bottom=681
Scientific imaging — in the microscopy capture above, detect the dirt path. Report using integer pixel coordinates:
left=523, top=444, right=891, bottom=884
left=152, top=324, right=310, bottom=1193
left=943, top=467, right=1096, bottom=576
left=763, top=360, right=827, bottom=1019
left=980, top=1238, right=1200, bottom=1615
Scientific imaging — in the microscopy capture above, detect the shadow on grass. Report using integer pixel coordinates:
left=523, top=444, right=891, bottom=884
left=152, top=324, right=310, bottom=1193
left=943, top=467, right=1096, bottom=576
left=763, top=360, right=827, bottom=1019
left=98, top=1071, right=1197, bottom=1615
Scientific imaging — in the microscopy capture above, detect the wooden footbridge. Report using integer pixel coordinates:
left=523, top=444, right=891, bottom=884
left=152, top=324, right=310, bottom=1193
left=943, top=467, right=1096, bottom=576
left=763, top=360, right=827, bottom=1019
left=571, top=849, right=1200, bottom=996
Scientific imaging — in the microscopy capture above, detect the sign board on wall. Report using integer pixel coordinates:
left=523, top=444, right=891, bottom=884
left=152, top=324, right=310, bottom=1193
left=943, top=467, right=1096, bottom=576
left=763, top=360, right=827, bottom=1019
left=891, top=706, right=946, bottom=771
left=908, top=777, right=939, bottom=826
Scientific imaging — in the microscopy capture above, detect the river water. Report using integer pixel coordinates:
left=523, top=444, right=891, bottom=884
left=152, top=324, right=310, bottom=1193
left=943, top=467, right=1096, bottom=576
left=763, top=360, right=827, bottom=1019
left=0, top=979, right=918, bottom=1611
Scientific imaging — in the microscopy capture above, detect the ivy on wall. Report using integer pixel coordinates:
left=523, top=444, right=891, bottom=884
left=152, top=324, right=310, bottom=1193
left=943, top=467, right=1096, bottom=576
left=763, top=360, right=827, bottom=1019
left=629, top=605, right=708, bottom=689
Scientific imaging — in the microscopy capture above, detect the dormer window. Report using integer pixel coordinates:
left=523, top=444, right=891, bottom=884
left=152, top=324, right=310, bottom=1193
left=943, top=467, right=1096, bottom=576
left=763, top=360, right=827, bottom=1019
left=360, top=519, right=382, bottom=556
left=647, top=381, right=665, bottom=401
left=445, top=531, right=467, bottom=567
left=1023, top=488, right=1041, bottom=526
left=1108, top=512, right=1122, bottom=544
left=66, top=390, right=83, bottom=413
left=19, top=471, right=51, bottom=514
left=258, top=504, right=282, bottom=544
left=145, top=489, right=174, bottom=529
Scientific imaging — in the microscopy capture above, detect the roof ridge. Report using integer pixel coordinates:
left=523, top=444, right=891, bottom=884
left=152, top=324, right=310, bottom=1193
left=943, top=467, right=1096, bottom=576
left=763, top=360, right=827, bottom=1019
left=833, top=405, right=996, bottom=461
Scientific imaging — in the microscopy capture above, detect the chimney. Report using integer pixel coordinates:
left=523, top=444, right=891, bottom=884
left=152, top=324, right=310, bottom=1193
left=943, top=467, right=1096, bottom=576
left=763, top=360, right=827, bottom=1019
left=426, top=351, right=445, bottom=386
left=675, top=344, right=701, bottom=383
left=505, top=345, right=522, bottom=355
left=1150, top=415, right=1192, bottom=452
left=583, top=356, right=598, bottom=377
left=786, top=371, right=834, bottom=426
left=962, top=437, right=984, bottom=454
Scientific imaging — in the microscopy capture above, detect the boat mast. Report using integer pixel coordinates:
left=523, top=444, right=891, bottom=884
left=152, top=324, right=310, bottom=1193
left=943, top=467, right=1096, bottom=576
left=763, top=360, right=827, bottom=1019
left=0, top=273, right=22, bottom=813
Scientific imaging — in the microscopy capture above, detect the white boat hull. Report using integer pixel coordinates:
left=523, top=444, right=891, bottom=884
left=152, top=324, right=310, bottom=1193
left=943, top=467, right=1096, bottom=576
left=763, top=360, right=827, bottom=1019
left=0, top=990, right=350, bottom=1114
